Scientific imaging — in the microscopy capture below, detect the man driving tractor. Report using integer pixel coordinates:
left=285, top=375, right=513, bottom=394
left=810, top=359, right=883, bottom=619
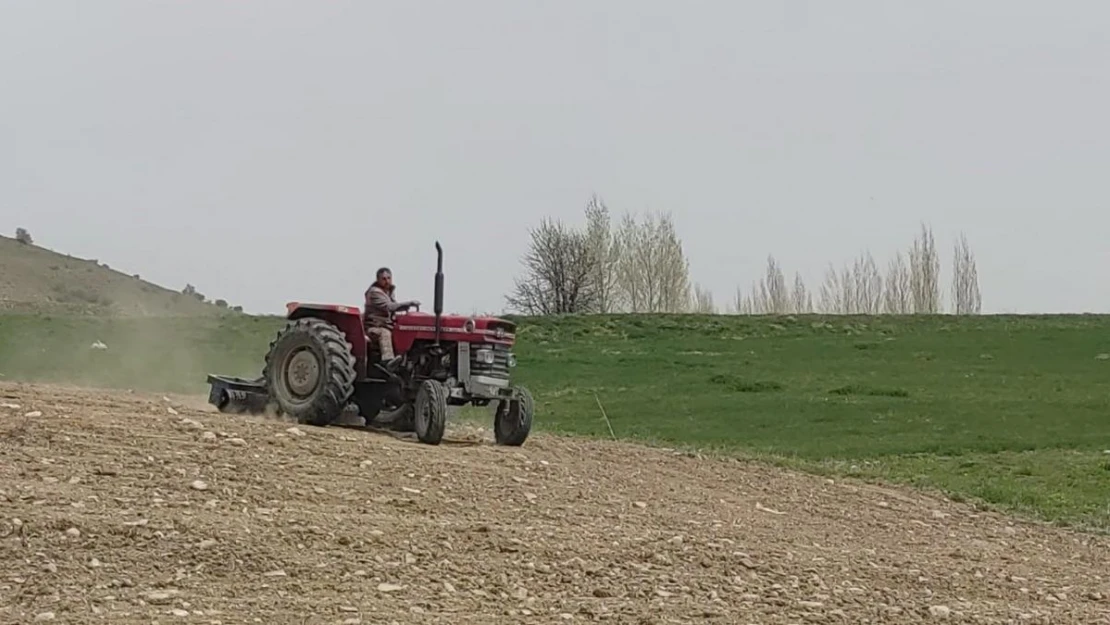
left=364, top=267, right=420, bottom=371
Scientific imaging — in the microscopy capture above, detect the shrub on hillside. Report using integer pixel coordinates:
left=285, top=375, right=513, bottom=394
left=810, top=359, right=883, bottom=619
left=182, top=283, right=205, bottom=302
left=51, top=284, right=109, bottom=307
left=15, top=228, right=33, bottom=245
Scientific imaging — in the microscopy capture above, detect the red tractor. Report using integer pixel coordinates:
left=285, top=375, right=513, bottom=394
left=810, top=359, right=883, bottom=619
left=206, top=242, right=534, bottom=446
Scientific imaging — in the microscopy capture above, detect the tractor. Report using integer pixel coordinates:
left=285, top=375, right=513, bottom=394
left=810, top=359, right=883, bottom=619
left=206, top=242, right=534, bottom=446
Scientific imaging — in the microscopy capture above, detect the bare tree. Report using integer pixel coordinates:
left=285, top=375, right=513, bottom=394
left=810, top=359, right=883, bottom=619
left=505, top=218, right=598, bottom=314
left=851, top=251, right=883, bottom=314
left=817, top=265, right=838, bottom=313
left=655, top=213, right=692, bottom=313
left=584, top=194, right=621, bottom=313
left=791, top=272, right=813, bottom=313
left=909, top=223, right=941, bottom=313
left=615, top=213, right=648, bottom=312
left=729, top=285, right=755, bottom=314
left=15, top=227, right=33, bottom=245
left=750, top=279, right=770, bottom=313
left=818, top=263, right=853, bottom=314
left=743, top=222, right=983, bottom=317
left=730, top=287, right=742, bottom=314
left=757, top=255, right=790, bottom=314
left=952, top=232, right=982, bottom=314
left=882, top=250, right=912, bottom=314
left=690, top=283, right=716, bottom=314
left=614, top=211, right=691, bottom=312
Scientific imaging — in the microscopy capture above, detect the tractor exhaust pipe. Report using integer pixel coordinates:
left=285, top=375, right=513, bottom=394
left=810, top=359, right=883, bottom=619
left=434, top=241, right=444, bottom=345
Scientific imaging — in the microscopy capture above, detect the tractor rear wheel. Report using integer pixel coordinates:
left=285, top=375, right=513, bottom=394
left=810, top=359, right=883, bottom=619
left=413, top=380, right=447, bottom=445
left=263, top=318, right=356, bottom=427
left=494, top=385, right=534, bottom=446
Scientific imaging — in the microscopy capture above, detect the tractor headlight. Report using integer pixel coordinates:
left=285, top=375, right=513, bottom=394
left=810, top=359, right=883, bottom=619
left=475, top=349, right=495, bottom=365
left=507, top=353, right=517, bottom=368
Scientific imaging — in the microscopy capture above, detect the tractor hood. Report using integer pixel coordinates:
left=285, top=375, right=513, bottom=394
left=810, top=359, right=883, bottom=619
left=393, top=311, right=516, bottom=341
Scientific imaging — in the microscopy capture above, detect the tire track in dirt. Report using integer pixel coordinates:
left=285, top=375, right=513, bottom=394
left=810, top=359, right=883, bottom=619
left=1, top=381, right=1108, bottom=624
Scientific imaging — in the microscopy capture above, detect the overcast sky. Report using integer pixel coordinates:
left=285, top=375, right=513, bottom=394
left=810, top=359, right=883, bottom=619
left=3, top=1, right=1108, bottom=315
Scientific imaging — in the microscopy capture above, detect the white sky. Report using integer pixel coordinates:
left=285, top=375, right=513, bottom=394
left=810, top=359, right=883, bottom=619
left=3, top=1, right=1108, bottom=314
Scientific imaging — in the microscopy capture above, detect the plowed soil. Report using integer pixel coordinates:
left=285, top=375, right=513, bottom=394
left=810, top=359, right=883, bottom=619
left=1, top=381, right=1108, bottom=624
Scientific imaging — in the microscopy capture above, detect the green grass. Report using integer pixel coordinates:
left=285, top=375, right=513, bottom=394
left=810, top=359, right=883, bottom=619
left=2, top=311, right=1109, bottom=530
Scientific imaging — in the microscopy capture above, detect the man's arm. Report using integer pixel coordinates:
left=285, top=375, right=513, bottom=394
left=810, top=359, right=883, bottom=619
left=368, top=287, right=413, bottom=313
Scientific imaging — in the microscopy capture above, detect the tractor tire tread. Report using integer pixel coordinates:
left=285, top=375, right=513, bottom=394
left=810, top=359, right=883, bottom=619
left=262, top=317, right=357, bottom=427
left=495, top=385, right=534, bottom=446
left=414, top=379, right=448, bottom=445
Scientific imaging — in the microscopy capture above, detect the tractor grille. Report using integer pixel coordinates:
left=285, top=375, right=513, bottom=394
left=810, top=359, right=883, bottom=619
left=469, top=342, right=511, bottom=379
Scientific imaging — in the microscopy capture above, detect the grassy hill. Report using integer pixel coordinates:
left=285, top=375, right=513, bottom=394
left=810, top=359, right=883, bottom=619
left=0, top=234, right=235, bottom=317
left=1, top=310, right=1108, bottom=530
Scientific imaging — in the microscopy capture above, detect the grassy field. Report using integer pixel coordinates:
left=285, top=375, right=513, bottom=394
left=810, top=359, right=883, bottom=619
left=1, top=311, right=1108, bottom=530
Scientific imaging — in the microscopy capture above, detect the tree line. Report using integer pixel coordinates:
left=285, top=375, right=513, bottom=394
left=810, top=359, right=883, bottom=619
left=734, top=225, right=981, bottom=315
left=505, top=195, right=692, bottom=315
left=505, top=196, right=982, bottom=316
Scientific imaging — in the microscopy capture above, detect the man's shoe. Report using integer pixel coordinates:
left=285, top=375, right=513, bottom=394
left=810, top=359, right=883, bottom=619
left=381, top=356, right=403, bottom=372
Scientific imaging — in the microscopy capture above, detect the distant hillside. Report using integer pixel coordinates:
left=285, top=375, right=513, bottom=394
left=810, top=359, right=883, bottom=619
left=0, top=234, right=238, bottom=317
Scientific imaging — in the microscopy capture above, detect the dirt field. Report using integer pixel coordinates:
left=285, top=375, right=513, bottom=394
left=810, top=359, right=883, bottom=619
left=1, top=382, right=1108, bottom=624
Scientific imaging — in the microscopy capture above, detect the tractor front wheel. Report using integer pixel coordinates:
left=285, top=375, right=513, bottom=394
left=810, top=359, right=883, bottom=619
left=413, top=380, right=448, bottom=445
left=494, top=385, right=534, bottom=446
left=263, top=318, right=356, bottom=427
